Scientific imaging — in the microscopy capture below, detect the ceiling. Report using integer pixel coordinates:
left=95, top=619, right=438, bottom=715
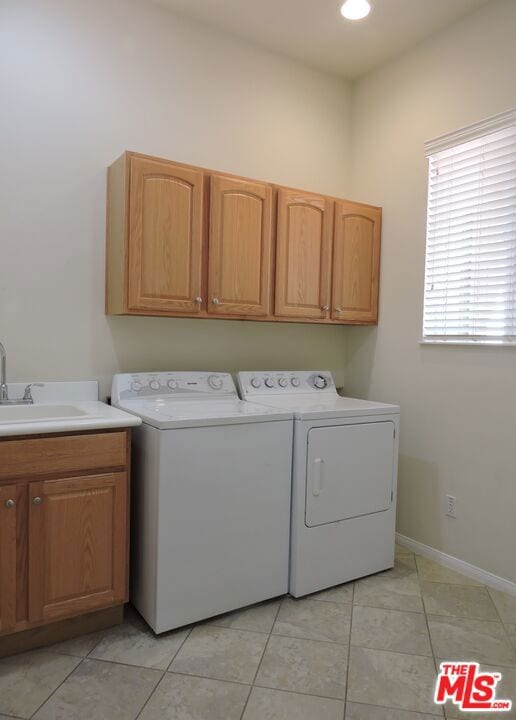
left=155, top=0, right=491, bottom=79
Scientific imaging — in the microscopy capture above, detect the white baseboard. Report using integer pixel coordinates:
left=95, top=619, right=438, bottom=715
left=396, top=532, right=516, bottom=598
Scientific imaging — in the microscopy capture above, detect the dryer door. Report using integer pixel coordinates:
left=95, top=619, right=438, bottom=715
left=305, top=421, right=395, bottom=527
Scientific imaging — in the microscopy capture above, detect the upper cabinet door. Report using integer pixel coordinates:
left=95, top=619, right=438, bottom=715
left=208, top=175, right=273, bottom=316
left=128, top=156, right=205, bottom=313
left=275, top=189, right=333, bottom=319
left=332, top=201, right=381, bottom=323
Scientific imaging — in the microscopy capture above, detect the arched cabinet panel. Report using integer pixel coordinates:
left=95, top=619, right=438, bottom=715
left=332, top=201, right=381, bottom=323
left=127, top=156, right=205, bottom=313
left=208, top=175, right=273, bottom=317
left=275, top=189, right=333, bottom=319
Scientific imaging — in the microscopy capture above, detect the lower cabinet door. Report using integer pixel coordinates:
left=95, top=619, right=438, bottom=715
left=0, top=484, right=17, bottom=634
left=28, top=473, right=128, bottom=624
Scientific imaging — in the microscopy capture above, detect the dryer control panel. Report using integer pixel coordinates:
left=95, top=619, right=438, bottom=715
left=237, top=371, right=336, bottom=398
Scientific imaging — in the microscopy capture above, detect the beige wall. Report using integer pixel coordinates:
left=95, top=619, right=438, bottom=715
left=347, top=0, right=516, bottom=581
left=2, top=0, right=516, bottom=582
left=0, top=0, right=351, bottom=397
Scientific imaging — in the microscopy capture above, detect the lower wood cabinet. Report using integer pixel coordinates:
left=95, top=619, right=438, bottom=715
left=0, top=431, right=130, bottom=640
left=0, top=485, right=17, bottom=634
left=28, top=473, right=127, bottom=624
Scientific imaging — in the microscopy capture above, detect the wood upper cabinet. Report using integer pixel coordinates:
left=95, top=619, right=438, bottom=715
left=127, top=156, right=205, bottom=313
left=106, top=153, right=206, bottom=315
left=332, top=200, right=381, bottom=323
left=0, top=485, right=17, bottom=634
left=28, top=473, right=127, bottom=624
left=275, top=189, right=334, bottom=319
left=208, top=175, right=273, bottom=316
left=106, top=152, right=383, bottom=325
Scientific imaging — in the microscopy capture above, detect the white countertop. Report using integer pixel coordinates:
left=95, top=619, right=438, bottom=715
left=0, top=381, right=141, bottom=437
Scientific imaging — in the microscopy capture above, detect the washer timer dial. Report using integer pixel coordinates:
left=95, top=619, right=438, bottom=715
left=208, top=375, right=224, bottom=390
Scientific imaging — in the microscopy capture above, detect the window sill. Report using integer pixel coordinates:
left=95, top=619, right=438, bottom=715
left=420, top=339, right=516, bottom=347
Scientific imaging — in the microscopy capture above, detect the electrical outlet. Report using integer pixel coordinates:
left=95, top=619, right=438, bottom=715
left=445, top=494, right=457, bottom=518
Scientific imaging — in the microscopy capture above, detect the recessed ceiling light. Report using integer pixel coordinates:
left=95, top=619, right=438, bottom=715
left=340, top=0, right=371, bottom=21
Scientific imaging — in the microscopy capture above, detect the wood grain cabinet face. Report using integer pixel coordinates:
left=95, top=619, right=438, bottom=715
left=0, top=485, right=17, bottom=634
left=275, top=189, right=333, bottom=319
left=332, top=201, right=381, bottom=323
left=127, top=156, right=205, bottom=313
left=208, top=175, right=273, bottom=316
left=28, top=473, right=127, bottom=624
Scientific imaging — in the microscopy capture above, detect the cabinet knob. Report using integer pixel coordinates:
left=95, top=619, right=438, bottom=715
left=321, top=305, right=329, bottom=311
left=211, top=298, right=220, bottom=305
left=32, top=496, right=42, bottom=506
left=335, top=307, right=342, bottom=313
left=195, top=297, right=203, bottom=304
left=4, top=499, right=15, bottom=509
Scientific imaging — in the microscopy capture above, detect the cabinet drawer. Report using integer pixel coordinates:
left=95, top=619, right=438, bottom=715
left=0, top=432, right=127, bottom=481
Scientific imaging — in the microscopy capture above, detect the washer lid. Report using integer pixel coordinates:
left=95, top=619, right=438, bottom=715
left=242, top=394, right=399, bottom=421
left=116, top=397, right=292, bottom=429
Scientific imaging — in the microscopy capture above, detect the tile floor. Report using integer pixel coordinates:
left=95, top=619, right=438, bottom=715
left=2, top=545, right=516, bottom=719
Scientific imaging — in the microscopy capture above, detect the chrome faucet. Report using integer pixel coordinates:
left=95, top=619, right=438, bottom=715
left=0, top=342, right=7, bottom=402
left=0, top=342, right=44, bottom=405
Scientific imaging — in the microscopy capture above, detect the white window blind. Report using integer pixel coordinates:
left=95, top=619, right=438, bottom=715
left=423, top=110, right=516, bottom=344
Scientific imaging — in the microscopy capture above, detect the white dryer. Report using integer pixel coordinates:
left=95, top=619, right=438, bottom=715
left=237, top=371, right=400, bottom=597
left=112, top=371, right=293, bottom=633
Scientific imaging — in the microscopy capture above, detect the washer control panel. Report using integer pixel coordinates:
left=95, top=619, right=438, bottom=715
left=237, top=371, right=335, bottom=397
left=112, top=372, right=236, bottom=402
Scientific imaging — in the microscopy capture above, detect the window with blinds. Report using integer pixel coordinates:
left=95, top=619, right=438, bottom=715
left=423, top=111, right=516, bottom=344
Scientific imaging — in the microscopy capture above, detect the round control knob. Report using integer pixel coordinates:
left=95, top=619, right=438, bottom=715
left=131, top=381, right=143, bottom=392
left=149, top=380, right=161, bottom=391
left=251, top=378, right=262, bottom=389
left=278, top=378, right=288, bottom=388
left=291, top=377, right=300, bottom=387
left=314, top=375, right=328, bottom=389
left=167, top=379, right=178, bottom=389
left=208, top=375, right=223, bottom=390
left=264, top=378, right=275, bottom=388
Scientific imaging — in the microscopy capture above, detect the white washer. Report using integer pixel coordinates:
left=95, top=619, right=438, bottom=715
left=112, top=371, right=293, bottom=633
left=237, top=371, right=400, bottom=597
